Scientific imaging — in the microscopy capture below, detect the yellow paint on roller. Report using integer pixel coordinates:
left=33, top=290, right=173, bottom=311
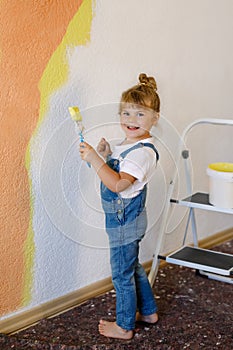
left=68, top=106, right=82, bottom=121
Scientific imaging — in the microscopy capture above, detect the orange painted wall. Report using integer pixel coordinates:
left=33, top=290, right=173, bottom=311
left=0, top=0, right=83, bottom=315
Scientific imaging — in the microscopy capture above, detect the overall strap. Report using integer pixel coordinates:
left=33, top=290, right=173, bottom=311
left=119, top=142, right=159, bottom=162
left=141, top=143, right=159, bottom=161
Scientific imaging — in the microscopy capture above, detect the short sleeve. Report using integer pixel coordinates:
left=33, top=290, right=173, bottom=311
left=119, top=148, right=157, bottom=182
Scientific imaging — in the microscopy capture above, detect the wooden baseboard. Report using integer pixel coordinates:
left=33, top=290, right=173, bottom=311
left=0, top=277, right=113, bottom=335
left=1, top=228, right=232, bottom=335
left=197, top=227, right=233, bottom=249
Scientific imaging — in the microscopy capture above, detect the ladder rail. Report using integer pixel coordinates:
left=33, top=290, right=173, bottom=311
left=181, top=118, right=233, bottom=143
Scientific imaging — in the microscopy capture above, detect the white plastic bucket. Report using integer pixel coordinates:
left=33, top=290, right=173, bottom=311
left=206, top=163, right=233, bottom=209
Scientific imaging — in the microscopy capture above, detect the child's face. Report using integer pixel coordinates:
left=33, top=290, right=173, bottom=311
left=120, top=104, right=159, bottom=141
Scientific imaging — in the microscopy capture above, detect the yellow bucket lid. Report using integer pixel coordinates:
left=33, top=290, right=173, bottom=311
left=208, top=162, right=233, bottom=173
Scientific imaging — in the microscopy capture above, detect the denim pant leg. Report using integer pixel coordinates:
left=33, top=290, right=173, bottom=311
left=110, top=240, right=139, bottom=331
left=135, top=262, right=158, bottom=316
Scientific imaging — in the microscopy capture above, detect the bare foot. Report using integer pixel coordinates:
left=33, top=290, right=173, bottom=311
left=98, top=319, right=133, bottom=340
left=136, top=312, right=158, bottom=324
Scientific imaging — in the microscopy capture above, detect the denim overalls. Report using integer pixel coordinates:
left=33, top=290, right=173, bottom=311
left=100, top=142, right=159, bottom=330
left=101, top=142, right=159, bottom=247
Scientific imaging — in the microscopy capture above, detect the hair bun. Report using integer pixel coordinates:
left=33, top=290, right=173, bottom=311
left=139, top=73, right=157, bottom=91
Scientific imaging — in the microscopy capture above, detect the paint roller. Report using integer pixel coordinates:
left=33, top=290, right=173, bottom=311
left=68, top=106, right=85, bottom=142
left=68, top=106, right=91, bottom=167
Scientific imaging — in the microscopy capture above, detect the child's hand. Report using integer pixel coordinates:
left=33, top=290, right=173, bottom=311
left=97, top=138, right=112, bottom=159
left=79, top=142, right=96, bottom=163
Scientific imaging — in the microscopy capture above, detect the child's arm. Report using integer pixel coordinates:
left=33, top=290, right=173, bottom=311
left=79, top=142, right=136, bottom=192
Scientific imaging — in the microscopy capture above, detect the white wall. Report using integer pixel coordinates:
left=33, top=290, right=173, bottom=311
left=65, top=0, right=233, bottom=257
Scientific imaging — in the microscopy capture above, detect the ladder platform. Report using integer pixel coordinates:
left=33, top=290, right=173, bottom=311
left=160, top=246, right=233, bottom=276
left=170, top=192, right=233, bottom=214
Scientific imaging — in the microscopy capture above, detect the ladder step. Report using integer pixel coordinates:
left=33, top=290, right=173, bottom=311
left=165, top=246, right=233, bottom=276
left=170, top=192, right=233, bottom=214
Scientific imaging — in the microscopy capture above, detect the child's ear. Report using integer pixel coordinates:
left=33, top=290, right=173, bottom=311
left=153, top=112, right=160, bottom=125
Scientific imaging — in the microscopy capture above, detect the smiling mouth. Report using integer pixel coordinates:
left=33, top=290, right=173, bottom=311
left=127, top=126, right=139, bottom=130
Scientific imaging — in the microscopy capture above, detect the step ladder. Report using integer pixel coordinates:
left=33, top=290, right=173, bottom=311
left=148, top=119, right=233, bottom=285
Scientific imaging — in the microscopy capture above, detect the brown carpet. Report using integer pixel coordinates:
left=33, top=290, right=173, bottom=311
left=0, top=240, right=232, bottom=349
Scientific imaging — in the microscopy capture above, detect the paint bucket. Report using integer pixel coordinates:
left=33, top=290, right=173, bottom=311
left=206, top=163, right=233, bottom=209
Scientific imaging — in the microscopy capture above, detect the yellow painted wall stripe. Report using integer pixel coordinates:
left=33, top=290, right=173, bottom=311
left=23, top=0, right=94, bottom=306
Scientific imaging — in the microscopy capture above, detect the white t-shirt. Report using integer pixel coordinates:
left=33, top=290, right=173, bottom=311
left=110, top=137, right=158, bottom=198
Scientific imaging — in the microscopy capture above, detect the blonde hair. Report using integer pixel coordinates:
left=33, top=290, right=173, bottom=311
left=120, top=73, right=160, bottom=113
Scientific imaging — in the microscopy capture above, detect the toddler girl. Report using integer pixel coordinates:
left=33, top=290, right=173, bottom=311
left=79, top=73, right=160, bottom=340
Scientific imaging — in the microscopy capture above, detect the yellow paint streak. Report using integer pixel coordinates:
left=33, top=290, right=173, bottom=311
left=0, top=0, right=84, bottom=315
left=23, top=0, right=94, bottom=304
left=38, top=0, right=94, bottom=124
left=22, top=188, right=35, bottom=306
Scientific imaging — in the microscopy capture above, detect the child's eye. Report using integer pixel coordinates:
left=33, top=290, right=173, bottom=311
left=137, top=112, right=144, bottom=117
left=121, top=111, right=130, bottom=116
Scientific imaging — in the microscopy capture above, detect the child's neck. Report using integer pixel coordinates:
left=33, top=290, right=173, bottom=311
left=122, top=134, right=152, bottom=145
